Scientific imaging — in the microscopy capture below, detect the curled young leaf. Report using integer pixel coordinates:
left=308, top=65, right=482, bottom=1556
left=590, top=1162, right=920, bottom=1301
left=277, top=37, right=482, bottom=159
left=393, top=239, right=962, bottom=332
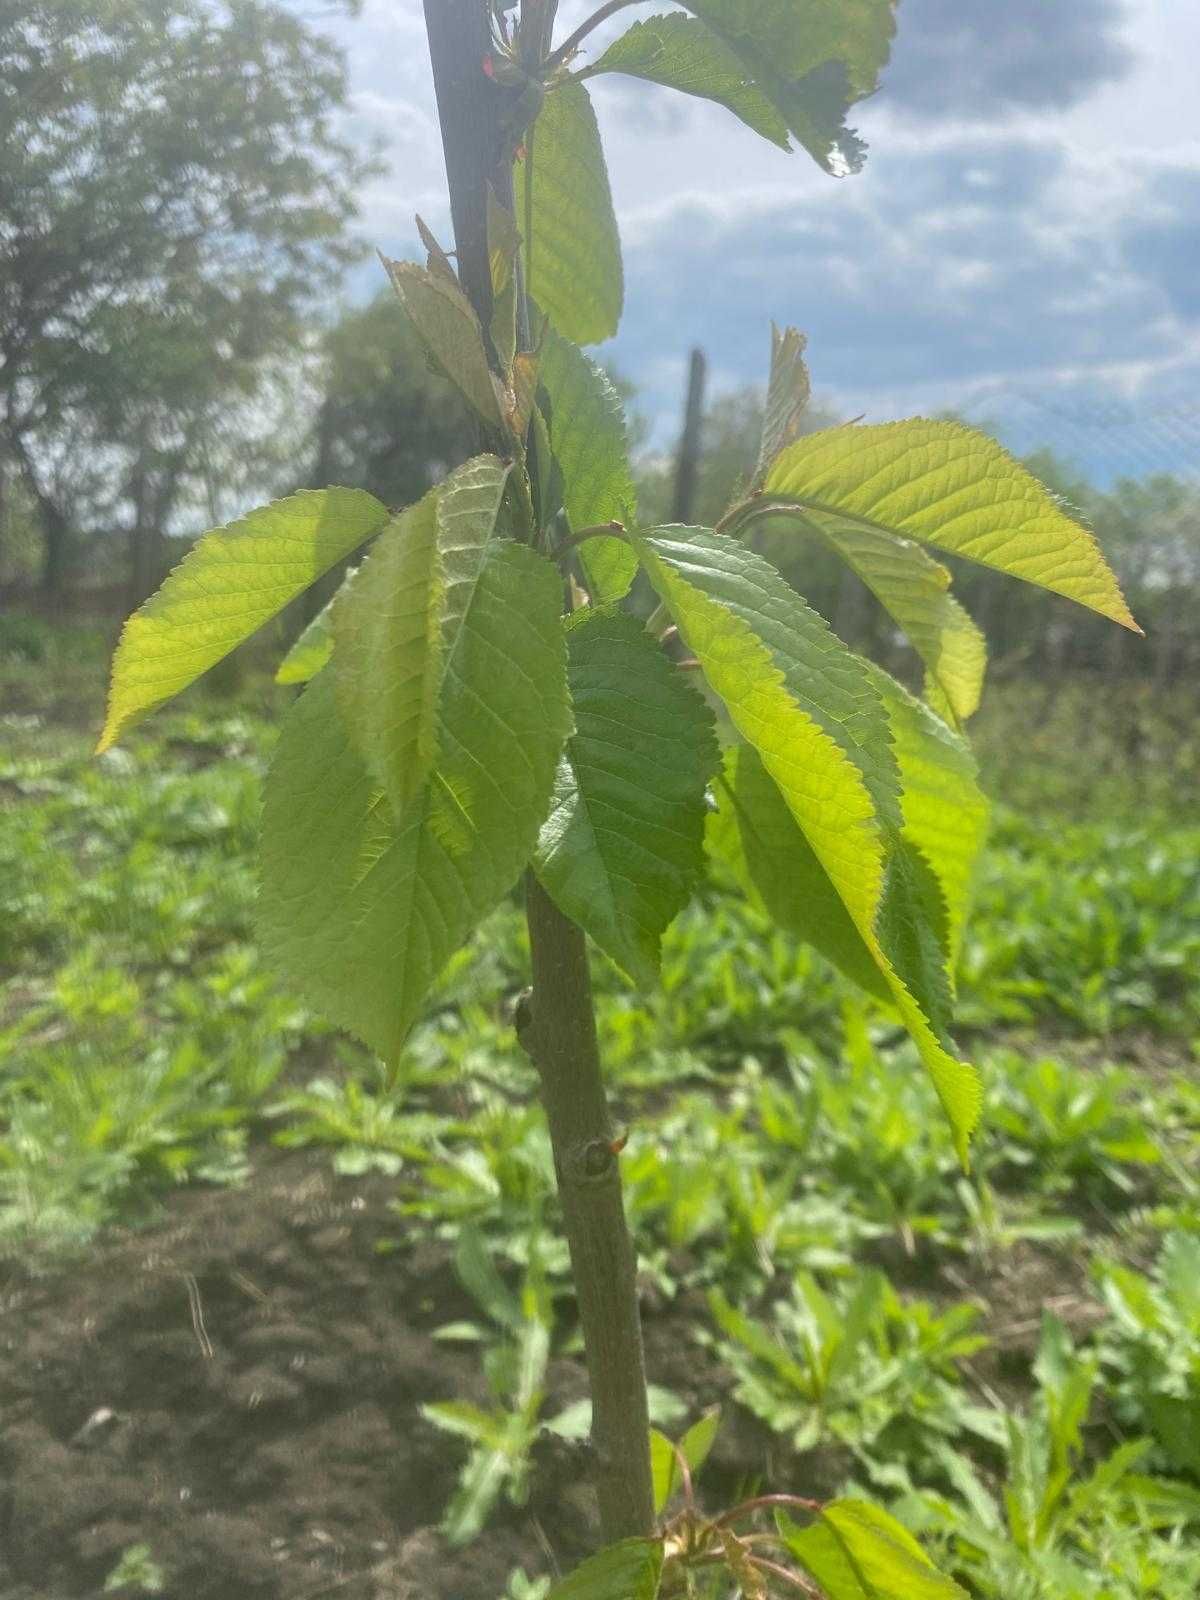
left=755, top=324, right=812, bottom=483
left=383, top=256, right=506, bottom=430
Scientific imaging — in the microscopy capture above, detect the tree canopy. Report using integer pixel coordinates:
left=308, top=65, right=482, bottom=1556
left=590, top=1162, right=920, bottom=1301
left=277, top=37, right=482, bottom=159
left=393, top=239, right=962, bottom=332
left=0, top=0, right=370, bottom=598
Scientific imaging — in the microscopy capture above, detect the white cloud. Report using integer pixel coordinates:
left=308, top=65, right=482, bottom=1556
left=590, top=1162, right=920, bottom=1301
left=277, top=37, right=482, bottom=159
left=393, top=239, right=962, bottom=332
left=295, top=0, right=1200, bottom=483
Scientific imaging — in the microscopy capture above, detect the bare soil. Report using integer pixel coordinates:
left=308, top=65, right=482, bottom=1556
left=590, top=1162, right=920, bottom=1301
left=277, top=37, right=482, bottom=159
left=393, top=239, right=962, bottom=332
left=1, top=1154, right=565, bottom=1600
left=0, top=1151, right=766, bottom=1600
left=0, top=1141, right=1094, bottom=1600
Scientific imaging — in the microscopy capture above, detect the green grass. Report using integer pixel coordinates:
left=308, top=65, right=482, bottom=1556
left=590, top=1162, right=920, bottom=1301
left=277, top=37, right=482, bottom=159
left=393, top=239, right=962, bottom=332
left=2, top=628, right=1198, bottom=1594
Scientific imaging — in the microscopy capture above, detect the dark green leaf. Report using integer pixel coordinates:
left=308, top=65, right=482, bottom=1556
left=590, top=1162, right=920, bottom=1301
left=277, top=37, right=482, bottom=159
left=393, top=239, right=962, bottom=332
left=590, top=14, right=790, bottom=149
left=536, top=609, right=717, bottom=985
left=538, top=328, right=638, bottom=602
left=677, top=0, right=897, bottom=174
left=548, top=1540, right=664, bottom=1600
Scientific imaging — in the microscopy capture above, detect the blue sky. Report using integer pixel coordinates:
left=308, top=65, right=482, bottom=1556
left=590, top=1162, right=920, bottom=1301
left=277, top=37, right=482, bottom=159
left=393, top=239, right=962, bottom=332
left=309, top=0, right=1200, bottom=484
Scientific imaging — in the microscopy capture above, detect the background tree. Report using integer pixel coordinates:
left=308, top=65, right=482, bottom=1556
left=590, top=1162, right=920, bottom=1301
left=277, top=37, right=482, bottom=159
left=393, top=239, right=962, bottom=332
left=0, top=0, right=370, bottom=606
left=312, top=293, right=472, bottom=509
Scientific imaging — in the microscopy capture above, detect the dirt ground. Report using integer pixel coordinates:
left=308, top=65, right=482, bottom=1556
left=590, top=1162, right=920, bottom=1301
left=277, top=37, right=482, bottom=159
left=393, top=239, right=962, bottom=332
left=0, top=1152, right=751, bottom=1600
left=0, top=1143, right=1090, bottom=1600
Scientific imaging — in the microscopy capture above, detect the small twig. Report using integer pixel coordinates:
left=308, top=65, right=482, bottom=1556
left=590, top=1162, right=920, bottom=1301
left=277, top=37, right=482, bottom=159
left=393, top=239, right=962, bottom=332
left=712, top=1494, right=822, bottom=1530
left=672, top=1439, right=696, bottom=1515
left=715, top=497, right=806, bottom=537
left=555, top=520, right=626, bottom=560
left=544, top=0, right=642, bottom=73
left=750, top=1556, right=822, bottom=1595
left=645, top=601, right=671, bottom=639
left=182, top=1272, right=213, bottom=1360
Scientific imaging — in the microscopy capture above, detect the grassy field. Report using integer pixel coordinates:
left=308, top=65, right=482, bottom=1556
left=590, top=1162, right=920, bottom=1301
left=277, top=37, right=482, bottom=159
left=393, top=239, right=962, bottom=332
left=2, top=617, right=1198, bottom=1598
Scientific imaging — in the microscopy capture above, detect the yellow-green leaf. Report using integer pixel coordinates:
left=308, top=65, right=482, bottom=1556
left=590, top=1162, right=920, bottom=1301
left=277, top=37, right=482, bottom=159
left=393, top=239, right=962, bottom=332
left=633, top=528, right=981, bottom=1159
left=871, top=667, right=988, bottom=971
left=99, top=486, right=389, bottom=751
left=259, top=535, right=569, bottom=1061
left=708, top=744, right=891, bottom=1004
left=756, top=324, right=812, bottom=483
left=516, top=81, right=623, bottom=344
left=780, top=1500, right=967, bottom=1600
left=764, top=420, right=1141, bottom=631
left=774, top=509, right=987, bottom=723
left=650, top=1408, right=721, bottom=1513
left=332, top=487, right=446, bottom=813
left=276, top=591, right=339, bottom=685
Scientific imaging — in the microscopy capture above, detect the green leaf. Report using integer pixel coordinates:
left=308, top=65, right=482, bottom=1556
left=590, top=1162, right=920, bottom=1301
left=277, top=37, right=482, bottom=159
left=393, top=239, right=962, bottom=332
left=649, top=1408, right=721, bottom=1516
left=516, top=80, right=623, bottom=344
left=633, top=528, right=981, bottom=1158
left=455, top=1226, right=522, bottom=1333
left=871, top=669, right=987, bottom=972
left=775, top=511, right=987, bottom=724
left=332, top=486, right=447, bottom=812
left=590, top=14, right=790, bottom=149
left=756, top=324, right=812, bottom=483
left=638, top=528, right=902, bottom=827
left=780, top=1500, right=967, bottom=1599
left=421, top=1400, right=503, bottom=1446
left=649, top=1429, right=676, bottom=1517
left=441, top=1440, right=511, bottom=1546
left=98, top=486, right=389, bottom=751
left=538, top=328, right=638, bottom=602
left=383, top=256, right=505, bottom=430
left=677, top=0, right=897, bottom=174
left=708, top=744, right=891, bottom=1004
left=763, top=420, right=1141, bottom=631
left=259, top=536, right=570, bottom=1061
left=716, top=657, right=984, bottom=1047
left=488, top=187, right=522, bottom=372
left=276, top=591, right=339, bottom=685
left=547, top=1540, right=664, bottom=1600
left=535, top=609, right=716, bottom=986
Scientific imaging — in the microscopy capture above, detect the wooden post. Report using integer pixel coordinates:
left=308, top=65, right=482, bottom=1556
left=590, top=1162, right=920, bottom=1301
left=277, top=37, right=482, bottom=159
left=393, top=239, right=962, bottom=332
left=671, top=347, right=707, bottom=524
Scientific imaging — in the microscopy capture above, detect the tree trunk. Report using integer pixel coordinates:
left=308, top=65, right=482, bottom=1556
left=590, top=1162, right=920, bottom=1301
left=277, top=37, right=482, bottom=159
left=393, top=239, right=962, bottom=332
left=127, top=460, right=157, bottom=611
left=422, top=0, right=655, bottom=1544
left=5, top=429, right=73, bottom=611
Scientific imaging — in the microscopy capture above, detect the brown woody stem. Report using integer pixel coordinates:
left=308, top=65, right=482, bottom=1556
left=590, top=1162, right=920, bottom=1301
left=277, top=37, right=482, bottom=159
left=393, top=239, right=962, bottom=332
left=422, top=0, right=655, bottom=1545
